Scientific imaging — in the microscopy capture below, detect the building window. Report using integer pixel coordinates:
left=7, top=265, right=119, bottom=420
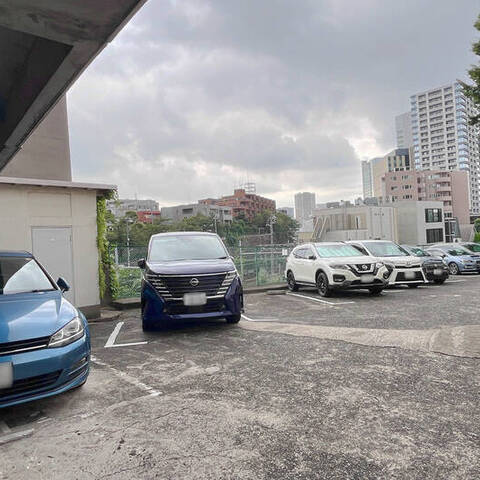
left=425, top=208, right=442, bottom=223
left=426, top=228, right=444, bottom=243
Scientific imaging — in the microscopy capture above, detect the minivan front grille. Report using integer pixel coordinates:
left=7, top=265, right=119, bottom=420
left=0, top=336, right=50, bottom=357
left=146, top=271, right=236, bottom=299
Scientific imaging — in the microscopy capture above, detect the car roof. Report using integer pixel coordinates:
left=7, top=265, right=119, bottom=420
left=0, top=250, right=33, bottom=257
left=150, top=231, right=219, bottom=238
left=312, top=242, right=348, bottom=246
left=347, top=239, right=390, bottom=243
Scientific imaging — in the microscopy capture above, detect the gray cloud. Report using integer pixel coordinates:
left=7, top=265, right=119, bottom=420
left=68, top=0, right=479, bottom=206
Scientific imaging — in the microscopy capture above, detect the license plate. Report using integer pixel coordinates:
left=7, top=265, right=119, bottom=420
left=0, top=362, right=13, bottom=389
left=433, top=268, right=444, bottom=276
left=183, top=292, right=207, bottom=306
left=360, top=274, right=375, bottom=283
left=404, top=271, right=415, bottom=279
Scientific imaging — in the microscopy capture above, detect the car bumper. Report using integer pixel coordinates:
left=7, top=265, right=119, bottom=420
left=423, top=266, right=449, bottom=281
left=329, top=268, right=389, bottom=290
left=458, top=263, right=479, bottom=272
left=388, top=268, right=426, bottom=285
left=0, top=335, right=90, bottom=408
left=142, top=277, right=244, bottom=324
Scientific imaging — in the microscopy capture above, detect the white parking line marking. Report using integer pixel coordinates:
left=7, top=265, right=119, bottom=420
left=241, top=314, right=278, bottom=322
left=446, top=280, right=467, bottom=283
left=91, top=355, right=160, bottom=396
left=286, top=292, right=355, bottom=305
left=104, top=321, right=148, bottom=349
left=382, top=290, right=405, bottom=293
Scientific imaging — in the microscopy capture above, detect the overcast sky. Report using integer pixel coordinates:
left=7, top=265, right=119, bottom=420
left=68, top=0, right=479, bottom=208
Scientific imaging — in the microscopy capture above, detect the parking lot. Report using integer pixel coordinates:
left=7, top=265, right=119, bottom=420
left=1, top=277, right=480, bottom=479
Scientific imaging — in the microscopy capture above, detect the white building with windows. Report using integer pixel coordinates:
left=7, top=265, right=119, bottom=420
left=294, top=192, right=316, bottom=224
left=395, top=112, right=414, bottom=149
left=410, top=81, right=480, bottom=214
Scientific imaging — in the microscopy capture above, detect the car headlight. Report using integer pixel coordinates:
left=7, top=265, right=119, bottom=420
left=375, top=262, right=384, bottom=269
left=48, top=317, right=85, bottom=348
left=329, top=264, right=349, bottom=270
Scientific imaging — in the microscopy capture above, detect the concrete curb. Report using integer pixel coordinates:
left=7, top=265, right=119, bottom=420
left=110, top=284, right=288, bottom=312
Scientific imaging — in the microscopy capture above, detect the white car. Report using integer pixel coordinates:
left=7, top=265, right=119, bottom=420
left=346, top=240, right=427, bottom=287
left=285, top=242, right=390, bottom=297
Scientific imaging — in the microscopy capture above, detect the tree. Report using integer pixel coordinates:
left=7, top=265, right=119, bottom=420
left=464, top=14, right=480, bottom=124
left=474, top=218, right=480, bottom=243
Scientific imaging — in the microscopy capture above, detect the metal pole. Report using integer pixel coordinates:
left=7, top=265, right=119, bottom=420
left=126, top=222, right=130, bottom=267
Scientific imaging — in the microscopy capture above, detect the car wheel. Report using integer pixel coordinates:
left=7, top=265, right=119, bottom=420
left=287, top=271, right=299, bottom=291
left=407, top=284, right=419, bottom=288
left=434, top=279, right=446, bottom=284
left=369, top=287, right=383, bottom=295
left=226, top=314, right=241, bottom=324
left=316, top=272, right=332, bottom=297
left=448, top=262, right=460, bottom=275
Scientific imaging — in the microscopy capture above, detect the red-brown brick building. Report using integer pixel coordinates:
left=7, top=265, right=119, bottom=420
left=136, top=210, right=162, bottom=223
left=200, top=189, right=276, bottom=220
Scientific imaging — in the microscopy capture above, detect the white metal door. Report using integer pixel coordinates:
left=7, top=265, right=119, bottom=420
left=31, top=227, right=75, bottom=304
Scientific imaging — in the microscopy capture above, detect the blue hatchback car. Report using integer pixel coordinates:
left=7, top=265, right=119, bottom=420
left=0, top=251, right=90, bottom=408
left=426, top=245, right=480, bottom=275
left=139, top=232, right=243, bottom=331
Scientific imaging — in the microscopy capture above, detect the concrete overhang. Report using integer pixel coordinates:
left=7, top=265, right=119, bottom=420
left=0, top=0, right=148, bottom=171
left=0, top=175, right=116, bottom=196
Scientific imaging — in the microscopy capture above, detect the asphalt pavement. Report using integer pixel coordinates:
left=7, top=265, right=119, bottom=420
left=1, top=276, right=480, bottom=479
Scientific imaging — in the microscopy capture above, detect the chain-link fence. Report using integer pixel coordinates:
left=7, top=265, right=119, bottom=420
left=111, top=244, right=294, bottom=299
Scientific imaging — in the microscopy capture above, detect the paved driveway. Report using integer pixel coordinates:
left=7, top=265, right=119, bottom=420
left=1, top=276, right=480, bottom=479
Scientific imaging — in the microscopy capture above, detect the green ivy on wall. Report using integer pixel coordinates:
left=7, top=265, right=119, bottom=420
left=97, top=193, right=119, bottom=301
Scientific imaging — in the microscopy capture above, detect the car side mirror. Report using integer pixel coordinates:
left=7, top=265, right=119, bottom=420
left=308, top=255, right=316, bottom=260
left=57, top=277, right=70, bottom=293
left=137, top=258, right=146, bottom=269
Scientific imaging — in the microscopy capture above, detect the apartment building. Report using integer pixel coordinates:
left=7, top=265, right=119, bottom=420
left=382, top=170, right=469, bottom=224
left=161, top=203, right=233, bottom=223
left=107, top=198, right=159, bottom=218
left=199, top=189, right=275, bottom=220
left=310, top=201, right=445, bottom=245
left=395, top=112, right=414, bottom=149
left=362, top=149, right=411, bottom=199
left=410, top=81, right=480, bottom=214
left=294, top=192, right=316, bottom=223
left=278, top=207, right=294, bottom=218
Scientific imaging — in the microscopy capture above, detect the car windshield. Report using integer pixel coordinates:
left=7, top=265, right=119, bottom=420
left=446, top=248, right=471, bottom=256
left=363, top=242, right=409, bottom=257
left=149, top=235, right=228, bottom=262
left=408, top=246, right=430, bottom=257
left=315, top=244, right=364, bottom=258
left=0, top=256, right=55, bottom=295
left=462, top=243, right=480, bottom=252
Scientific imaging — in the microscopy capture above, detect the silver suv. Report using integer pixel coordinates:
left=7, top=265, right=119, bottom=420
left=347, top=240, right=427, bottom=287
left=285, top=242, right=390, bottom=297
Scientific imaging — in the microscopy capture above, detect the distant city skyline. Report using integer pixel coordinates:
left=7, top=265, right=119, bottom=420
left=68, top=1, right=479, bottom=208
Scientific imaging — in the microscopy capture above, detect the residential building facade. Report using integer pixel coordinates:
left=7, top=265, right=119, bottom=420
left=278, top=207, right=294, bottom=218
left=294, top=192, right=316, bottom=223
left=395, top=112, right=414, bottom=149
left=310, top=201, right=446, bottom=245
left=161, top=203, right=233, bottom=223
left=137, top=210, right=162, bottom=223
left=107, top=198, right=159, bottom=218
left=200, top=189, right=275, bottom=220
left=361, top=160, right=373, bottom=198
left=394, top=201, right=445, bottom=245
left=311, top=204, right=398, bottom=242
left=410, top=80, right=480, bottom=214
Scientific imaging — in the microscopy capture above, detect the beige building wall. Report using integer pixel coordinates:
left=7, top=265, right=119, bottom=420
left=0, top=184, right=99, bottom=312
left=1, top=97, right=72, bottom=181
left=371, top=157, right=388, bottom=198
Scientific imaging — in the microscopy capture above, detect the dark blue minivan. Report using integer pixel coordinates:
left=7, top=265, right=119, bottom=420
left=139, top=232, right=243, bottom=330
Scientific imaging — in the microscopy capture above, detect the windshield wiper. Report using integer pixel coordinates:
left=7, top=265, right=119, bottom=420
left=29, top=288, right=56, bottom=293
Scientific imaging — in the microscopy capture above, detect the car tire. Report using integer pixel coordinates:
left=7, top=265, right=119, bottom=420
left=434, top=279, right=446, bottom=284
left=316, top=272, right=332, bottom=297
left=369, top=287, right=383, bottom=295
left=407, top=284, right=419, bottom=288
left=287, top=271, right=299, bottom=291
left=448, top=262, right=460, bottom=275
left=142, top=316, right=155, bottom=332
left=226, top=314, right=241, bottom=324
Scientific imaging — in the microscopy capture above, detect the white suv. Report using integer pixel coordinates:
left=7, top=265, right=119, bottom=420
left=346, top=240, right=427, bottom=287
left=285, top=242, right=390, bottom=297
